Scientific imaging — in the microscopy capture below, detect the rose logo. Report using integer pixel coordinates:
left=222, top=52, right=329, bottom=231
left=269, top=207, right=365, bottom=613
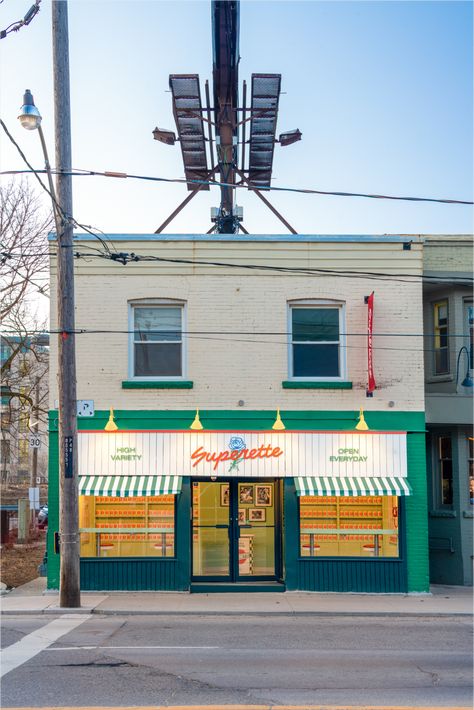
left=229, top=436, right=246, bottom=452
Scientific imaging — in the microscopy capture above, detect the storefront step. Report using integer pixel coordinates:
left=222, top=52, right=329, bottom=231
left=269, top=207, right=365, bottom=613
left=190, top=581, right=286, bottom=593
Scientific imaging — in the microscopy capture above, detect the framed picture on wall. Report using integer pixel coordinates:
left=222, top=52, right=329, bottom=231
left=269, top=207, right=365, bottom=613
left=220, top=484, right=230, bottom=507
left=255, top=484, right=272, bottom=506
left=238, top=509, right=246, bottom=525
left=239, top=484, right=254, bottom=505
left=249, top=508, right=266, bottom=522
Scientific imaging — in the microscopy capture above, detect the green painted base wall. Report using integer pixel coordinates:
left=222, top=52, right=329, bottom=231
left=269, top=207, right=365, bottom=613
left=47, top=409, right=429, bottom=593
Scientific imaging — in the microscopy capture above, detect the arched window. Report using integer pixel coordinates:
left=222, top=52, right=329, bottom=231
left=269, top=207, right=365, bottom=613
left=288, top=300, right=346, bottom=380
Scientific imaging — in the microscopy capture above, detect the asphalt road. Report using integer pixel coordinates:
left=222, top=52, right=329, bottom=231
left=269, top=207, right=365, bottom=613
left=1, top=614, right=472, bottom=707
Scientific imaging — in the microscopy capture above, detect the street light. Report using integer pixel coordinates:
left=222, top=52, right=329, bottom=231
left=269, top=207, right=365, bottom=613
left=456, top=346, right=474, bottom=389
left=18, top=89, right=42, bottom=130
left=19, top=83, right=80, bottom=608
left=18, top=90, right=61, bottom=238
left=278, top=129, right=302, bottom=147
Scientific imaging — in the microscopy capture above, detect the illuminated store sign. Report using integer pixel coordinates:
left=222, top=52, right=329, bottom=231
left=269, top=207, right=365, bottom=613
left=78, top=431, right=407, bottom=479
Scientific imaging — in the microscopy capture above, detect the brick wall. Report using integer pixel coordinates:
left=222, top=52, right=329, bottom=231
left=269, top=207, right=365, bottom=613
left=49, top=237, right=425, bottom=412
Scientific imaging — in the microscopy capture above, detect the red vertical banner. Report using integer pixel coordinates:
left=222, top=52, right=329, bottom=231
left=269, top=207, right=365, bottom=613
left=367, top=291, right=376, bottom=395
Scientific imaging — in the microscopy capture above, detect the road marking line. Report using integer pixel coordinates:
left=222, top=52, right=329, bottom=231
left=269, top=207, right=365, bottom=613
left=1, top=705, right=471, bottom=710
left=0, top=614, right=92, bottom=678
left=45, top=645, right=220, bottom=651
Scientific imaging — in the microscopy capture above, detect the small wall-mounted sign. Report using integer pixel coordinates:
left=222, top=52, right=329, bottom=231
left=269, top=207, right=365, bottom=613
left=77, top=400, right=94, bottom=417
left=29, top=435, right=41, bottom=449
left=53, top=400, right=95, bottom=417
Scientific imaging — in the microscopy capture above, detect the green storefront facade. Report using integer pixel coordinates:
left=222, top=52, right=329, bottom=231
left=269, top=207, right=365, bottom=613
left=46, top=408, right=429, bottom=594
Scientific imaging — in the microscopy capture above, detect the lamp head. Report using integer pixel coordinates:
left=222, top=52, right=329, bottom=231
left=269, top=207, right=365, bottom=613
left=18, top=90, right=42, bottom=131
left=153, top=127, right=177, bottom=145
left=278, top=129, right=302, bottom=147
left=461, top=371, right=474, bottom=388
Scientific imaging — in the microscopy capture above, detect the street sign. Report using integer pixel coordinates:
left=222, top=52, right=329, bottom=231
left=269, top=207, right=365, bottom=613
left=77, top=400, right=94, bottom=417
left=29, top=486, right=40, bottom=510
left=29, top=435, right=41, bottom=449
left=64, top=436, right=74, bottom=478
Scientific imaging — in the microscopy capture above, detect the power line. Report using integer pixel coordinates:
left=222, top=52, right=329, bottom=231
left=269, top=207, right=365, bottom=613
left=3, top=247, right=473, bottom=285
left=0, top=119, right=115, bottom=256
left=2, top=166, right=472, bottom=205
left=0, top=0, right=41, bottom=40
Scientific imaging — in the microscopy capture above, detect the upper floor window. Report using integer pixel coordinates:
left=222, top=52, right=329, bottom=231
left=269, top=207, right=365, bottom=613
left=433, top=300, right=449, bottom=375
left=129, top=302, right=185, bottom=379
left=289, top=301, right=345, bottom=379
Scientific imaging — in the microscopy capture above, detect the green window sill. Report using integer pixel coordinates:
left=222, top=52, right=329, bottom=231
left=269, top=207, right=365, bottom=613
left=282, top=380, right=353, bottom=389
left=462, top=510, right=474, bottom=519
left=122, top=380, right=193, bottom=389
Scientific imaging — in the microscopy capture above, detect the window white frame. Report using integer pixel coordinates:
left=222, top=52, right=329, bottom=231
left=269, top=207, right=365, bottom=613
left=432, top=299, right=449, bottom=376
left=287, top=300, right=346, bottom=380
left=128, top=299, right=187, bottom=380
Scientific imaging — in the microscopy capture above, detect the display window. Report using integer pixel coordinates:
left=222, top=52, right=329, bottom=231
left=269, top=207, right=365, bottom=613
left=79, top=495, right=175, bottom=558
left=299, top=495, right=399, bottom=558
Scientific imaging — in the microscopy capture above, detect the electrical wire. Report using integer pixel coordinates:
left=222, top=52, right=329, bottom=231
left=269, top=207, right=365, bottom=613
left=2, top=167, right=472, bottom=206
left=0, top=119, right=115, bottom=256
left=3, top=247, right=473, bottom=286
left=0, top=0, right=41, bottom=40
left=0, top=325, right=471, bottom=341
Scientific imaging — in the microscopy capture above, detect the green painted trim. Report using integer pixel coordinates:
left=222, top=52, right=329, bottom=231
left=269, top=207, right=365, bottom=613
left=405, top=432, right=430, bottom=592
left=48, top=409, right=426, bottom=433
left=429, top=509, right=457, bottom=518
left=282, top=381, right=353, bottom=389
left=122, top=380, right=193, bottom=389
left=284, top=478, right=299, bottom=591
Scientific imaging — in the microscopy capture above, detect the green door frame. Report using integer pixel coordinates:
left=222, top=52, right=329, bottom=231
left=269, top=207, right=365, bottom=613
left=191, top=478, right=282, bottom=583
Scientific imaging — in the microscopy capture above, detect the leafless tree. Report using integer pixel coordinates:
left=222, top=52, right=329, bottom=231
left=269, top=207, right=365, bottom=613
left=0, top=179, right=52, bottom=321
left=1, top=180, right=51, bottom=484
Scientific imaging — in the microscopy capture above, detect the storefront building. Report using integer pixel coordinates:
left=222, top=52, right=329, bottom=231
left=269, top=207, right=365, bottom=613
left=423, top=235, right=473, bottom=586
left=47, top=234, right=429, bottom=592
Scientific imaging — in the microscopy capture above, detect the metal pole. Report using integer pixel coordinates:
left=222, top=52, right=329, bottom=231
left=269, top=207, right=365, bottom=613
left=52, top=0, right=80, bottom=608
left=235, top=168, right=298, bottom=235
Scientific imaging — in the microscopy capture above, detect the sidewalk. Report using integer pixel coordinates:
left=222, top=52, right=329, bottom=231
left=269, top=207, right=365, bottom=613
left=1, top=578, right=472, bottom=616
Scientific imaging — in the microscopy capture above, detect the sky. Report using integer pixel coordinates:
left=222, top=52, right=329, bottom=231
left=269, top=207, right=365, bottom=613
left=0, top=0, right=473, bottom=237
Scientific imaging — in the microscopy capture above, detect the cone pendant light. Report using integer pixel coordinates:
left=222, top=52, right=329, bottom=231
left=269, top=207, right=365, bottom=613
left=355, top=407, right=369, bottom=431
left=190, top=408, right=204, bottom=430
left=272, top=408, right=286, bottom=431
left=104, top=408, right=118, bottom=432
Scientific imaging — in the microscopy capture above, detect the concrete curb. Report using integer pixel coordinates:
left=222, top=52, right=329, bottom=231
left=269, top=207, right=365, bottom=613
left=2, top=608, right=472, bottom=617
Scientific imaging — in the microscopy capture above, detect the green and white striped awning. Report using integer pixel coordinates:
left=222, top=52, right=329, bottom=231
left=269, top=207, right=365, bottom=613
left=295, top=476, right=412, bottom=497
left=79, top=475, right=182, bottom=497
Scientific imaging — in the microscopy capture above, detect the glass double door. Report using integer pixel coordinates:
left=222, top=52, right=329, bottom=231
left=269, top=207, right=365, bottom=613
left=192, top=480, right=278, bottom=581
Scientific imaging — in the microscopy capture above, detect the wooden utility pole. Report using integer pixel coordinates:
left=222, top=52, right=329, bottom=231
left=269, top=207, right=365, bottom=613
left=52, top=0, right=80, bottom=608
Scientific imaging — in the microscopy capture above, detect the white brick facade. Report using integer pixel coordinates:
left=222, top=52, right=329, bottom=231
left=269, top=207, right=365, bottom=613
left=49, top=235, right=425, bottom=412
